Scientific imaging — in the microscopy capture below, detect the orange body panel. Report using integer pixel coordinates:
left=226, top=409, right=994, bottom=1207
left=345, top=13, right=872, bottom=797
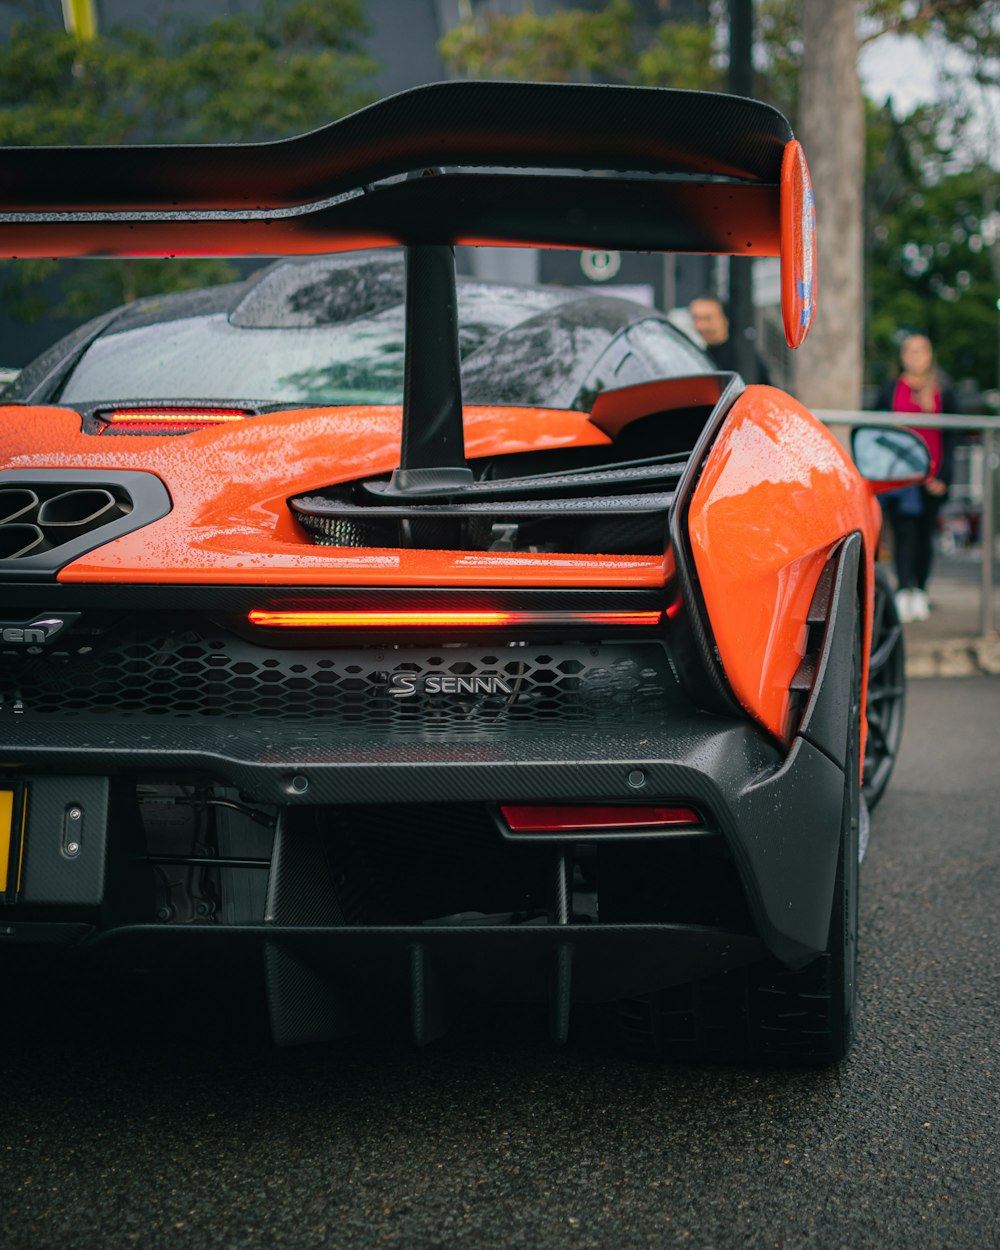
left=588, top=376, right=724, bottom=438
left=688, top=387, right=877, bottom=742
left=0, top=402, right=667, bottom=588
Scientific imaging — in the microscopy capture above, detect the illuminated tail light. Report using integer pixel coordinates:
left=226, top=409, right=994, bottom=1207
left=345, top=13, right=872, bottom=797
left=246, top=609, right=663, bottom=629
left=501, top=804, right=701, bottom=834
left=100, top=408, right=249, bottom=434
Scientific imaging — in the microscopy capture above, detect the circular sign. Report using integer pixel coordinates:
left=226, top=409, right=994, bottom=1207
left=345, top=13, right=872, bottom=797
left=580, top=250, right=622, bottom=282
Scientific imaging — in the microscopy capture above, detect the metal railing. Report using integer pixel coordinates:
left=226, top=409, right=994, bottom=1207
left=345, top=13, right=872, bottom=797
left=816, top=410, right=1000, bottom=638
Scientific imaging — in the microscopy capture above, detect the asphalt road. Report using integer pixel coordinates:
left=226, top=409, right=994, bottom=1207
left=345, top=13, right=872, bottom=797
left=2, top=677, right=998, bottom=1250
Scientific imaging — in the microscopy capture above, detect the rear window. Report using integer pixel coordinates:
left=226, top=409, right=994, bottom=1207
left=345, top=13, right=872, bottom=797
left=60, top=314, right=408, bottom=408
left=59, top=292, right=710, bottom=411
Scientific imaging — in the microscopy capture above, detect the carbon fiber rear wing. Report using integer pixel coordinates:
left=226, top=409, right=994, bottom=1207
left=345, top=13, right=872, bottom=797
left=0, top=81, right=817, bottom=487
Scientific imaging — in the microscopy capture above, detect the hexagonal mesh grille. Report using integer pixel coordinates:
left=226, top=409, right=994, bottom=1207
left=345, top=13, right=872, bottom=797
left=0, top=619, right=677, bottom=734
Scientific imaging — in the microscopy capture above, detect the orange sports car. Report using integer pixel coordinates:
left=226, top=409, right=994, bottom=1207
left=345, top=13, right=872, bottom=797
left=0, top=82, right=927, bottom=1061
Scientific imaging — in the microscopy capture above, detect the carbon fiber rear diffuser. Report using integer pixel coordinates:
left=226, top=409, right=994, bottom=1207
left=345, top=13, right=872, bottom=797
left=71, top=919, right=765, bottom=1047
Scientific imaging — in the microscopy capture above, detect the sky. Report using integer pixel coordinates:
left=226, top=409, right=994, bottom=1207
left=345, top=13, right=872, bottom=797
left=859, top=33, right=942, bottom=113
left=859, top=31, right=999, bottom=166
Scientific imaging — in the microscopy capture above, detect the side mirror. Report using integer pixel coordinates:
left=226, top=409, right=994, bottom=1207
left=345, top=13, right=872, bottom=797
left=851, top=427, right=931, bottom=493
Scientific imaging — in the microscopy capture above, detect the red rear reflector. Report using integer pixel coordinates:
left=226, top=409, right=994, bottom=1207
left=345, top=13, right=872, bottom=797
left=101, top=408, right=248, bottom=434
left=501, top=804, right=700, bottom=833
left=247, top=609, right=662, bottom=629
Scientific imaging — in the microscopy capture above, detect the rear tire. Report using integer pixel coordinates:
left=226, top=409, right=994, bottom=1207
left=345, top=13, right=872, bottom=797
left=863, top=563, right=906, bottom=810
left=614, top=611, right=862, bottom=1065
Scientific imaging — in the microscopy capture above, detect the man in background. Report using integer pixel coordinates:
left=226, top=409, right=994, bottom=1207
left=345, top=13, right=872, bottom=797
left=689, top=295, right=771, bottom=385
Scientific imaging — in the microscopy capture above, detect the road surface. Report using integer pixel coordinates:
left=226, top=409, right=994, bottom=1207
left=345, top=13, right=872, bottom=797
left=2, top=677, right=997, bottom=1250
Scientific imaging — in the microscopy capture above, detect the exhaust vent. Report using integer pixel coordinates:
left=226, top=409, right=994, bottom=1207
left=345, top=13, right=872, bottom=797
left=0, top=488, right=38, bottom=525
left=0, top=523, right=48, bottom=560
left=0, top=483, right=130, bottom=559
left=0, top=470, right=171, bottom=579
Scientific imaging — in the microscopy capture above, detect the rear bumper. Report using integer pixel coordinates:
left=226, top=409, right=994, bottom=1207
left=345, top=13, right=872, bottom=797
left=3, top=712, right=846, bottom=970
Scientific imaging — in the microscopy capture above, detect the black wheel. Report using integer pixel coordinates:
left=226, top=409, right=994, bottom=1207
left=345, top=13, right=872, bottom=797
left=863, top=563, right=906, bottom=810
left=614, top=611, right=862, bottom=1065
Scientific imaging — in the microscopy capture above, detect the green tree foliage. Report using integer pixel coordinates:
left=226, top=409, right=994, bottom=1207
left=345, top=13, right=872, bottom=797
left=865, top=101, right=997, bottom=390
left=442, top=0, right=996, bottom=123
left=862, top=0, right=999, bottom=86
left=439, top=0, right=633, bottom=83
left=756, top=0, right=999, bottom=123
left=440, top=0, right=722, bottom=90
left=633, top=18, right=723, bottom=94
left=0, top=0, right=377, bottom=323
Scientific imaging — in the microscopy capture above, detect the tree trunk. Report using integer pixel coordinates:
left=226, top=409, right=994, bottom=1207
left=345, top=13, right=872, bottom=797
left=794, top=0, right=864, bottom=412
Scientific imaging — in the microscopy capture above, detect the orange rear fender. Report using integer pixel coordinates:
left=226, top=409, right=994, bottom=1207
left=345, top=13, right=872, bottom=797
left=687, top=386, right=877, bottom=742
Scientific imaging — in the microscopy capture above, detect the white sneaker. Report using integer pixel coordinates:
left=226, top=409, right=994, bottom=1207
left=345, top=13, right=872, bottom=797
left=910, top=589, right=929, bottom=621
left=895, top=589, right=914, bottom=623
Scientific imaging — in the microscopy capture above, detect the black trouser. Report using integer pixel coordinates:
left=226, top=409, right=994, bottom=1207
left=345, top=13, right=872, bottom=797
left=885, top=494, right=941, bottom=591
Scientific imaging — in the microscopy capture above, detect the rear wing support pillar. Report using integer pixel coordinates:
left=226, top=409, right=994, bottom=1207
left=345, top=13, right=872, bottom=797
left=387, top=243, right=474, bottom=497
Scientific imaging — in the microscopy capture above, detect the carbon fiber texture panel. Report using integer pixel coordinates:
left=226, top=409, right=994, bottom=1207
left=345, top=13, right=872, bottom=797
left=1, top=82, right=792, bottom=215
left=296, top=488, right=675, bottom=516
left=373, top=456, right=685, bottom=499
left=668, top=376, right=744, bottom=714
left=299, top=511, right=667, bottom=555
left=19, top=776, right=108, bottom=906
left=264, top=814, right=344, bottom=927
left=264, top=942, right=363, bottom=1045
left=2, top=621, right=680, bottom=734
left=4, top=620, right=852, bottom=969
left=2, top=720, right=770, bottom=802
left=2, top=720, right=774, bottom=816
left=410, top=943, right=450, bottom=1047
left=86, top=922, right=769, bottom=1006
left=797, top=534, right=861, bottom=769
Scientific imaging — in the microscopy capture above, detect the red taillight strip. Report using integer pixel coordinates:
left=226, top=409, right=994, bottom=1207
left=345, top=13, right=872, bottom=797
left=501, top=804, right=700, bottom=833
left=247, top=609, right=663, bottom=629
left=100, top=408, right=250, bottom=434
left=105, top=408, right=248, bottom=423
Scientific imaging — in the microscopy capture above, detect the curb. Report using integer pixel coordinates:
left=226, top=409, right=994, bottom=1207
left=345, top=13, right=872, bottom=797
left=905, top=637, right=1000, bottom=679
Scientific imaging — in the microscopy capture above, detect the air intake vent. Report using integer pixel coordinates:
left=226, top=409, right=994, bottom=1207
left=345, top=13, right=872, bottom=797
left=291, top=455, right=685, bottom=556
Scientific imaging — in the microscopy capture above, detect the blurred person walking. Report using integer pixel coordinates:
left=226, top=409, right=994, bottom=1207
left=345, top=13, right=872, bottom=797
left=875, top=333, right=957, bottom=623
left=689, top=295, right=772, bottom=385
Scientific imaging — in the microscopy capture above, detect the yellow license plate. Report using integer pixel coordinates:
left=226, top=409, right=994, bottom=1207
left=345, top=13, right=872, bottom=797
left=0, top=786, right=26, bottom=898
